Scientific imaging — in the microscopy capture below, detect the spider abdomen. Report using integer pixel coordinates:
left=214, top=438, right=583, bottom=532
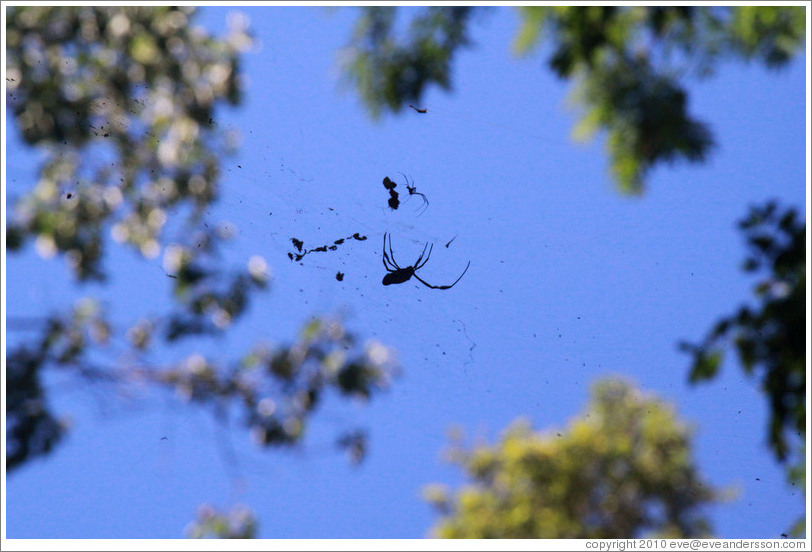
left=382, top=268, right=414, bottom=286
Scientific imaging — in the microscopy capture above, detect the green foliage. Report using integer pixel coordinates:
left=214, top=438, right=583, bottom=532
left=726, top=7, right=807, bottom=68
left=343, top=6, right=805, bottom=192
left=6, top=299, right=112, bottom=470
left=6, top=6, right=250, bottom=280
left=6, top=7, right=397, bottom=473
left=571, top=53, right=714, bottom=192
left=681, top=202, right=805, bottom=463
left=158, top=317, right=397, bottom=448
left=6, top=299, right=397, bottom=472
left=6, top=347, right=67, bottom=472
left=425, top=378, right=721, bottom=538
left=787, top=445, right=807, bottom=538
left=340, top=7, right=474, bottom=118
left=163, top=250, right=269, bottom=342
left=187, top=504, right=257, bottom=539
left=516, top=6, right=631, bottom=76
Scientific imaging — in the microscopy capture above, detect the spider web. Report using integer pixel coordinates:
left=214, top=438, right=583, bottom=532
left=209, top=136, right=478, bottom=376
left=7, top=44, right=650, bottom=467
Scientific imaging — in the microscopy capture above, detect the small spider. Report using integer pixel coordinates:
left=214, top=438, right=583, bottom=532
left=398, top=173, right=429, bottom=215
left=382, top=232, right=470, bottom=290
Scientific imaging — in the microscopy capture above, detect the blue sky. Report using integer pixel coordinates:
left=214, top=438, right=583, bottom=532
left=4, top=6, right=809, bottom=540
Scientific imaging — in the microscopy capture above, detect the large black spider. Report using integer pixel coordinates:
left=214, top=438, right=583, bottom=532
left=382, top=232, right=470, bottom=290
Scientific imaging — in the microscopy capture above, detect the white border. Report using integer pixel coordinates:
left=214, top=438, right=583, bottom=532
left=2, top=2, right=811, bottom=550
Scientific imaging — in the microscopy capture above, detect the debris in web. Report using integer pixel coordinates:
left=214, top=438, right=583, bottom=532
left=287, top=232, right=368, bottom=263
left=336, top=271, right=345, bottom=281
left=383, top=176, right=400, bottom=210
left=383, top=174, right=428, bottom=214
left=409, top=105, right=428, bottom=114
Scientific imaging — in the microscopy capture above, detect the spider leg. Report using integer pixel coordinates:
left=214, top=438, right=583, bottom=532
left=408, top=192, right=429, bottom=216
left=382, top=233, right=398, bottom=271
left=412, top=260, right=470, bottom=290
left=398, top=173, right=429, bottom=215
left=386, top=232, right=403, bottom=269
left=412, top=242, right=430, bottom=269
left=415, top=243, right=433, bottom=270
left=397, top=172, right=411, bottom=189
left=415, top=192, right=429, bottom=216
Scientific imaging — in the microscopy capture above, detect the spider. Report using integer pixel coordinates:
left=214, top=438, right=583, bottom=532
left=398, top=172, right=429, bottom=215
left=382, top=232, right=470, bottom=290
